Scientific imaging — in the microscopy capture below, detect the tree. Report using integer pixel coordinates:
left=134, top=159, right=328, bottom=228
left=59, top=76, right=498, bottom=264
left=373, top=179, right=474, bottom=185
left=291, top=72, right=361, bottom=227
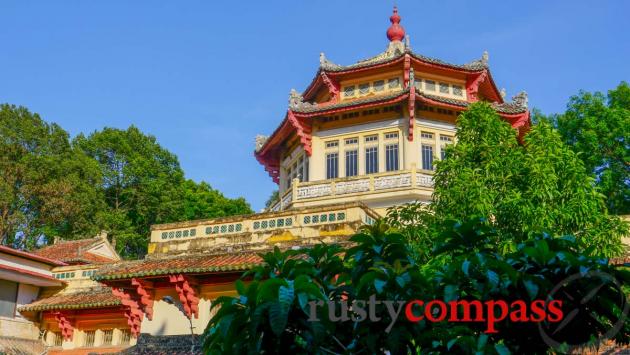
left=540, top=82, right=630, bottom=214
left=264, top=190, right=279, bottom=210
left=0, top=104, right=104, bottom=249
left=203, top=219, right=630, bottom=354
left=428, top=102, right=626, bottom=258
left=182, top=179, right=252, bottom=221
left=73, top=126, right=253, bottom=258
left=73, top=126, right=186, bottom=258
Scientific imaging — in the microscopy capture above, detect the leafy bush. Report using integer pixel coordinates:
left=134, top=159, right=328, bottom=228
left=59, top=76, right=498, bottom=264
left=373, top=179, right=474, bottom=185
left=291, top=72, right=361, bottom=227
left=203, top=219, right=630, bottom=354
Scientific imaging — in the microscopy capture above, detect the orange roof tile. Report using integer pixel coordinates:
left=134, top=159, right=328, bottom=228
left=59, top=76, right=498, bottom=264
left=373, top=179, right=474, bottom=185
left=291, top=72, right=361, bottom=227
left=18, top=287, right=120, bottom=312
left=94, top=252, right=263, bottom=281
left=33, top=238, right=116, bottom=265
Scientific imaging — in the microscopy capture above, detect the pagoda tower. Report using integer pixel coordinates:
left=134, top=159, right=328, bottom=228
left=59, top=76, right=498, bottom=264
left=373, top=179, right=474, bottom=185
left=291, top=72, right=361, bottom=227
left=255, top=6, right=530, bottom=215
left=17, top=8, right=531, bottom=349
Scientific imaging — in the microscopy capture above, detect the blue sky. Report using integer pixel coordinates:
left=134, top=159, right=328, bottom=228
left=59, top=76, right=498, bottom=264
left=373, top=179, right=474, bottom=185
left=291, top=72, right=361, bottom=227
left=1, top=1, right=629, bottom=210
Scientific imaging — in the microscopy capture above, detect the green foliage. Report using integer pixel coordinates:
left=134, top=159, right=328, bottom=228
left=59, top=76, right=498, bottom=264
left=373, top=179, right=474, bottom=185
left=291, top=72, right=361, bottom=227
left=74, top=126, right=253, bottom=258
left=427, top=102, right=626, bottom=258
left=538, top=82, right=630, bottom=214
left=264, top=190, right=280, bottom=210
left=431, top=219, right=630, bottom=353
left=0, top=104, right=252, bottom=257
left=203, top=223, right=432, bottom=354
left=73, top=126, right=185, bottom=257
left=182, top=180, right=252, bottom=221
left=203, top=219, right=630, bottom=354
left=204, top=101, right=629, bottom=353
left=0, top=104, right=104, bottom=248
left=203, top=244, right=345, bottom=354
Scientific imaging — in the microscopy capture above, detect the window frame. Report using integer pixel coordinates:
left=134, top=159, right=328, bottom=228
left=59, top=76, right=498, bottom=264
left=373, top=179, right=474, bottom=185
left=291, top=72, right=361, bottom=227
left=326, top=152, right=339, bottom=179
left=83, top=330, right=96, bottom=347
left=343, top=85, right=356, bottom=98
left=0, top=279, right=18, bottom=318
left=384, top=132, right=399, bottom=140
left=119, top=329, right=131, bottom=345
left=345, top=149, right=358, bottom=177
left=365, top=146, right=379, bottom=174
left=102, top=329, right=114, bottom=346
left=387, top=77, right=401, bottom=89
left=385, top=143, right=399, bottom=172
left=421, top=144, right=434, bottom=170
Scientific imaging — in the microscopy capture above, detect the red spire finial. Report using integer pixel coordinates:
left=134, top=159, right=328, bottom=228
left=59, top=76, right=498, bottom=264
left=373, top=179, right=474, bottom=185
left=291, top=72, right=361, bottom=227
left=386, top=6, right=405, bottom=42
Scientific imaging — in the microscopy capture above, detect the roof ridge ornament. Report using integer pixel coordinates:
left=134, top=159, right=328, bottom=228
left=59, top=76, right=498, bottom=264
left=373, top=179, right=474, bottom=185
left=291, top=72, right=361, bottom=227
left=405, top=34, right=411, bottom=50
left=512, top=91, right=528, bottom=108
left=288, top=89, right=317, bottom=111
left=319, top=52, right=341, bottom=70
left=464, top=50, right=490, bottom=69
left=386, top=6, right=405, bottom=42
left=255, top=135, right=269, bottom=152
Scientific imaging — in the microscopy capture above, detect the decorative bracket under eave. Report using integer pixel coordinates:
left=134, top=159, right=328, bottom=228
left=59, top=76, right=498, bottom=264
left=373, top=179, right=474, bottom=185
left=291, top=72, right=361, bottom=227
left=287, top=110, right=312, bottom=156
left=111, top=287, right=143, bottom=337
left=321, top=72, right=340, bottom=101
left=465, top=70, right=488, bottom=102
left=168, top=274, right=200, bottom=319
left=131, top=278, right=154, bottom=321
left=53, top=311, right=74, bottom=341
left=403, top=54, right=411, bottom=88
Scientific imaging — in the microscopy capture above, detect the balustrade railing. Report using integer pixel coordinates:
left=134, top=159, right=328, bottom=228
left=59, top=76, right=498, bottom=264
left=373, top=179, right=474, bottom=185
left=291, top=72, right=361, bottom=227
left=272, top=166, right=434, bottom=211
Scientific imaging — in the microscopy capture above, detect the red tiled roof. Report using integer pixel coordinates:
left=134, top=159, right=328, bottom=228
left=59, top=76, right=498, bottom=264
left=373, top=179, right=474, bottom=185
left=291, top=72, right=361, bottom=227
left=62, top=252, right=117, bottom=264
left=94, top=252, right=263, bottom=281
left=18, top=287, right=120, bottom=312
left=0, top=245, right=67, bottom=266
left=33, top=238, right=116, bottom=264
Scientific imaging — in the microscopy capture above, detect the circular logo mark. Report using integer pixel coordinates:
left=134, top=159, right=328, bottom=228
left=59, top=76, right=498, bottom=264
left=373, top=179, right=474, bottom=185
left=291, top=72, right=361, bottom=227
left=539, top=271, right=629, bottom=353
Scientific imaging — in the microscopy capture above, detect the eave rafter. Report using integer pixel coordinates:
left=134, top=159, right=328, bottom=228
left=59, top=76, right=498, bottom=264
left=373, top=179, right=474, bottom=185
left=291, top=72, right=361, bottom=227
left=297, top=91, right=409, bottom=118
left=414, top=92, right=531, bottom=139
left=169, top=274, right=200, bottom=319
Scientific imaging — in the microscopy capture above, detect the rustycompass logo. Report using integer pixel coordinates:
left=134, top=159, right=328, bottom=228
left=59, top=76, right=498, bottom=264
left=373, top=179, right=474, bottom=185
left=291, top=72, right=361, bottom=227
left=308, top=295, right=565, bottom=334
left=539, top=271, right=629, bottom=352
left=306, top=270, right=629, bottom=345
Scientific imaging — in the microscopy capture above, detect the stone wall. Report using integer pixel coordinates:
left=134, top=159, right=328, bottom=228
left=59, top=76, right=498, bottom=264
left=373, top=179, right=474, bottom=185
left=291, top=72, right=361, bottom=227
left=120, top=334, right=201, bottom=355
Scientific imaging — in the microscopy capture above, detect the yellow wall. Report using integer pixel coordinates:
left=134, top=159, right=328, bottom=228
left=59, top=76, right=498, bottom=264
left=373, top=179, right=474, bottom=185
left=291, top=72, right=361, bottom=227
left=339, top=70, right=404, bottom=102
left=149, top=203, right=374, bottom=248
left=414, top=70, right=467, bottom=101
left=139, top=284, right=236, bottom=336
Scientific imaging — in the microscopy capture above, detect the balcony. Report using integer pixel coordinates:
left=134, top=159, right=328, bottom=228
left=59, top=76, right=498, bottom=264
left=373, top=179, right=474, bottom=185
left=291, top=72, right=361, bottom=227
left=272, top=165, right=434, bottom=212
